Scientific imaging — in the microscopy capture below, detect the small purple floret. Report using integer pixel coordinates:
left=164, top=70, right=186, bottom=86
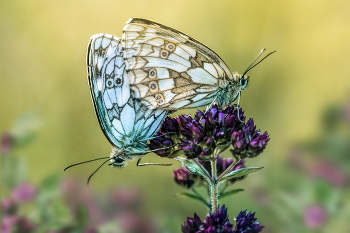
left=181, top=213, right=202, bottom=233
left=231, top=119, right=270, bottom=159
left=200, top=205, right=234, bottom=233
left=174, top=167, right=195, bottom=189
left=181, top=205, right=234, bottom=233
left=233, top=210, right=264, bottom=233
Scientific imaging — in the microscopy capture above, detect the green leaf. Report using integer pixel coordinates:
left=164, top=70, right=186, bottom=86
left=1, top=156, right=27, bottom=189
left=220, top=167, right=264, bottom=182
left=219, top=189, right=244, bottom=199
left=174, top=192, right=209, bottom=206
left=175, top=157, right=211, bottom=182
left=174, top=192, right=201, bottom=200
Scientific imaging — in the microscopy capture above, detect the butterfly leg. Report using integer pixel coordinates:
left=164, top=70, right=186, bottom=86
left=236, top=91, right=244, bottom=122
left=136, top=158, right=172, bottom=167
left=201, top=96, right=218, bottom=120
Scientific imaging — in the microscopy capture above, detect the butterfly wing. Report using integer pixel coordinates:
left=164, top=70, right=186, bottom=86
left=87, top=33, right=167, bottom=152
left=122, top=17, right=236, bottom=110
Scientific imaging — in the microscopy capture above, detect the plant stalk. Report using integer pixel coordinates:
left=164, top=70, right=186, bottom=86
left=210, top=159, right=218, bottom=213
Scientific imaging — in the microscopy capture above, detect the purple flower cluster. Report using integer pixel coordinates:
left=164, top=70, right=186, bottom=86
left=231, top=119, right=269, bottom=159
left=173, top=155, right=245, bottom=188
left=181, top=205, right=233, bottom=233
left=181, top=206, right=263, bottom=233
left=174, top=167, right=195, bottom=189
left=179, top=106, right=244, bottom=159
left=233, top=210, right=264, bottom=233
left=149, top=105, right=269, bottom=160
left=149, top=116, right=183, bottom=158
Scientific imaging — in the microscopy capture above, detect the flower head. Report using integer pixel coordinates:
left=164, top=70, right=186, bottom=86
left=181, top=206, right=234, bottom=233
left=231, top=119, right=269, bottom=159
left=149, top=117, right=183, bottom=158
left=150, top=105, right=246, bottom=160
left=233, top=210, right=264, bottom=233
left=11, top=182, right=36, bottom=202
left=304, top=205, right=327, bottom=228
left=181, top=213, right=202, bottom=233
left=1, top=132, right=14, bottom=155
left=200, top=205, right=234, bottom=233
left=174, top=167, right=195, bottom=189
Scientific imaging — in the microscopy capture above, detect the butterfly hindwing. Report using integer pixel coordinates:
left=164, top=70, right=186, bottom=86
left=122, top=18, right=236, bottom=110
left=87, top=33, right=167, bottom=155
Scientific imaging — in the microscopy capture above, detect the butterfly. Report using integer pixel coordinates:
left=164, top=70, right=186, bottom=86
left=121, top=18, right=274, bottom=113
left=64, top=33, right=171, bottom=184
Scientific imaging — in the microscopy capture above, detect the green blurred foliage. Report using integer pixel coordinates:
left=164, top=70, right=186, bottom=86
left=1, top=0, right=350, bottom=232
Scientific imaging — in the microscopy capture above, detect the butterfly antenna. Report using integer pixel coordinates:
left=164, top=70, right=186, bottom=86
left=63, top=157, right=110, bottom=171
left=87, top=158, right=110, bottom=185
left=242, top=49, right=276, bottom=77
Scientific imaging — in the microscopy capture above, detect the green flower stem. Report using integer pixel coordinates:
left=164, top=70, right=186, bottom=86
left=210, top=159, right=218, bottom=213
left=217, top=156, right=240, bottom=182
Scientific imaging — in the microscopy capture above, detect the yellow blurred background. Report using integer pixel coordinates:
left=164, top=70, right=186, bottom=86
left=1, top=0, right=350, bottom=232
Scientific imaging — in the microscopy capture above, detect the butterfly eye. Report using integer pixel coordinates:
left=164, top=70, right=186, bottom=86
left=110, top=157, right=125, bottom=167
left=106, top=78, right=114, bottom=88
left=166, top=43, right=176, bottom=52
left=160, top=49, right=169, bottom=59
left=240, top=78, right=248, bottom=89
left=149, top=81, right=159, bottom=93
left=149, top=68, right=157, bottom=78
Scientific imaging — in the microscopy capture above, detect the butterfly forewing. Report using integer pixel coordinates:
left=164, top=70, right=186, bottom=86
left=87, top=33, right=167, bottom=157
left=122, top=18, right=237, bottom=111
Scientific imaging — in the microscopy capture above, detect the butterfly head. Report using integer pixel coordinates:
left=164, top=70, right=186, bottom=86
left=109, top=149, right=129, bottom=167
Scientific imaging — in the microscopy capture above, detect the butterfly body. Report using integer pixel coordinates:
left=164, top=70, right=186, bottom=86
left=214, top=73, right=249, bottom=108
left=87, top=33, right=167, bottom=167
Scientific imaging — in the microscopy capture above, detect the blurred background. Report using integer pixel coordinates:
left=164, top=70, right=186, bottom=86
left=1, top=0, right=350, bottom=232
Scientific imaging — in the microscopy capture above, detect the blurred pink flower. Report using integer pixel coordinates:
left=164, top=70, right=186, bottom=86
left=61, top=177, right=106, bottom=225
left=304, top=205, right=327, bottom=228
left=115, top=212, right=156, bottom=233
left=289, top=151, right=349, bottom=187
left=109, top=187, right=142, bottom=210
left=84, top=226, right=98, bottom=233
left=1, top=198, right=17, bottom=214
left=11, top=182, right=36, bottom=202
left=1, top=216, right=18, bottom=233
left=1, top=132, right=14, bottom=155
left=310, top=160, right=348, bottom=187
left=1, top=215, right=36, bottom=233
